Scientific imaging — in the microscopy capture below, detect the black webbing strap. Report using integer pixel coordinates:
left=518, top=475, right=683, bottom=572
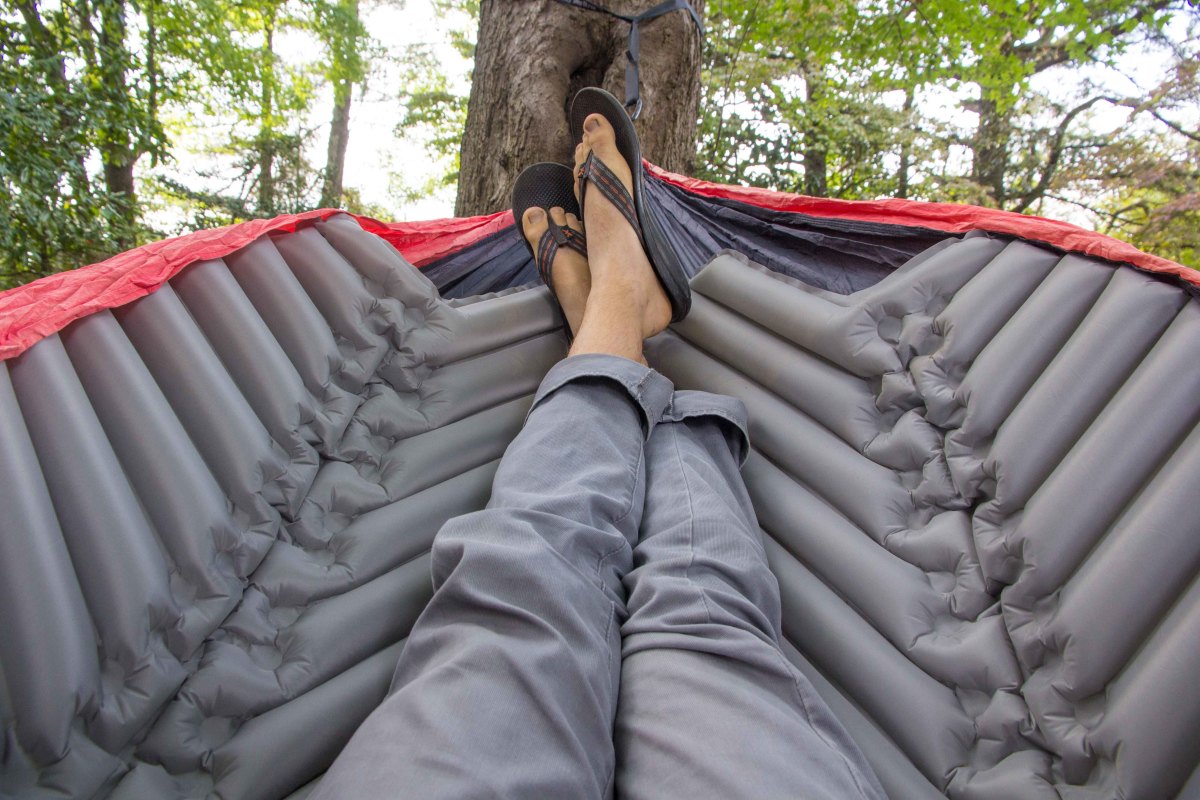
left=553, top=0, right=704, bottom=119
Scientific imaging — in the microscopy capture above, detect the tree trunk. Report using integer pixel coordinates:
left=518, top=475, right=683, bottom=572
left=321, top=80, right=353, bottom=207
left=258, top=18, right=277, bottom=215
left=802, top=144, right=827, bottom=197
left=456, top=0, right=705, bottom=217
left=972, top=94, right=1010, bottom=207
left=320, top=0, right=359, bottom=208
left=15, top=1, right=92, bottom=197
left=897, top=88, right=913, bottom=199
left=97, top=0, right=139, bottom=246
left=802, top=62, right=827, bottom=197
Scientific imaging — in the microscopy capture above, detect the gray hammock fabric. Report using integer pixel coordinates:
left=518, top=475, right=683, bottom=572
left=1, top=213, right=1198, bottom=799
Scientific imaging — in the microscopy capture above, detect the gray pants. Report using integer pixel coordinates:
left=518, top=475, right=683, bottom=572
left=313, top=355, right=884, bottom=799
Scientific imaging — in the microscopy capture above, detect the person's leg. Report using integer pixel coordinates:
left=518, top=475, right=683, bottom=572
left=615, top=392, right=887, bottom=800
left=569, top=113, right=671, bottom=365
left=312, top=353, right=674, bottom=800
left=314, top=123, right=677, bottom=799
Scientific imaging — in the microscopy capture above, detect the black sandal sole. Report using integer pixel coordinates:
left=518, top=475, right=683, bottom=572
left=511, top=162, right=586, bottom=342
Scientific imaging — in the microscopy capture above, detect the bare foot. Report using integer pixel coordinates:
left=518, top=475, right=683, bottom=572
left=573, top=113, right=671, bottom=341
left=521, top=205, right=591, bottom=337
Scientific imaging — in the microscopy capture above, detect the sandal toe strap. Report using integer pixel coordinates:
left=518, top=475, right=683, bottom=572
left=577, top=152, right=642, bottom=245
left=535, top=217, right=588, bottom=286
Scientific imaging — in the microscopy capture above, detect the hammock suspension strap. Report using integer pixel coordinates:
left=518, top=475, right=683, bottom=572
left=553, top=0, right=705, bottom=119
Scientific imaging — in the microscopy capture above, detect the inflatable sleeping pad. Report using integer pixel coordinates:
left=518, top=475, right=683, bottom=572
left=2, top=170, right=1199, bottom=800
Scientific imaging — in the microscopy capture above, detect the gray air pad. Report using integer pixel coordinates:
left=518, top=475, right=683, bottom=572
left=2, top=216, right=1198, bottom=799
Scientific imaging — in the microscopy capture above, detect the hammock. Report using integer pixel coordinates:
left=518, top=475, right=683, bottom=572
left=2, top=165, right=1198, bottom=800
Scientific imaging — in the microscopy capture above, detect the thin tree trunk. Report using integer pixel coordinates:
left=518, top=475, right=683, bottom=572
left=802, top=62, right=827, bottom=197
left=802, top=145, right=828, bottom=197
left=97, top=0, right=138, bottom=246
left=258, top=16, right=277, bottom=215
left=456, top=0, right=705, bottom=217
left=897, top=88, right=913, bottom=199
left=322, top=81, right=353, bottom=207
left=321, top=0, right=359, bottom=208
left=145, top=0, right=159, bottom=162
left=15, top=0, right=92, bottom=197
left=972, top=94, right=1010, bottom=207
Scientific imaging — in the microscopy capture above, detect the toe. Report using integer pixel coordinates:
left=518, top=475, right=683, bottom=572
left=548, top=206, right=569, bottom=227
left=582, top=113, right=612, bottom=146
left=584, top=113, right=620, bottom=166
left=576, top=111, right=633, bottom=202
left=565, top=212, right=582, bottom=232
left=521, top=206, right=548, bottom=249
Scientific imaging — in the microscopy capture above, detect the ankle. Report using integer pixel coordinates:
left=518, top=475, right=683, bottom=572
left=585, top=276, right=637, bottom=309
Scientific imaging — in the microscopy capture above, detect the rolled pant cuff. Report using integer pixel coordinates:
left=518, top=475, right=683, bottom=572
left=661, top=390, right=751, bottom=467
left=528, top=354, right=675, bottom=440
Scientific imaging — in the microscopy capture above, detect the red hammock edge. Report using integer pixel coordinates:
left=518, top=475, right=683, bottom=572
left=1, top=166, right=1194, bottom=361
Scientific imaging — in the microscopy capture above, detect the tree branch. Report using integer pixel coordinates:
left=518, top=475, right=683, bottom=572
left=1145, top=107, right=1200, bottom=142
left=1045, top=192, right=1116, bottom=220
left=1093, top=92, right=1200, bottom=143
left=1011, top=96, right=1106, bottom=213
left=1015, top=0, right=1174, bottom=74
left=15, top=0, right=68, bottom=89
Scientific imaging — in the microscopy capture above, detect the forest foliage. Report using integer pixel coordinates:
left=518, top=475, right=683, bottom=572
left=697, top=0, right=1200, bottom=268
left=1, top=0, right=1197, bottom=289
left=1, top=0, right=376, bottom=288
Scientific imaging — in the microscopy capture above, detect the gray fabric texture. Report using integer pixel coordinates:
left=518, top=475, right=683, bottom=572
left=1, top=214, right=1198, bottom=799
left=311, top=355, right=883, bottom=800
left=617, top=392, right=885, bottom=800
left=311, top=354, right=671, bottom=800
left=647, top=240, right=1200, bottom=800
left=1, top=215, right=564, bottom=799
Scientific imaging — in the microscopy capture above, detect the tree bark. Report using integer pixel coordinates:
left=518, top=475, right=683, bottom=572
left=97, top=0, right=139, bottom=245
left=897, top=88, right=913, bottom=199
left=320, top=0, right=359, bottom=208
left=802, top=62, right=827, bottom=197
left=972, top=95, right=1010, bottom=207
left=321, top=80, right=353, bottom=207
left=802, top=143, right=827, bottom=197
left=258, top=15, right=277, bottom=215
left=456, top=0, right=705, bottom=217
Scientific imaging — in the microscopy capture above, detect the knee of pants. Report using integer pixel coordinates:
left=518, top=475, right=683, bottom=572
left=431, top=508, right=633, bottom=607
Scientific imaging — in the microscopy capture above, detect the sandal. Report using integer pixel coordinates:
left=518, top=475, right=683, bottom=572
left=512, top=162, right=589, bottom=342
left=569, top=87, right=691, bottom=323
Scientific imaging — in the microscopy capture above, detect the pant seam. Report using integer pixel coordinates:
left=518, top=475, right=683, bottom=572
left=604, top=601, right=616, bottom=670
left=772, top=645, right=874, bottom=797
left=603, top=602, right=618, bottom=798
left=596, top=539, right=630, bottom=588
left=633, top=371, right=654, bottom=439
left=598, top=445, right=641, bottom=598
left=612, top=445, right=644, bottom=527
left=670, top=422, right=715, bottom=625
